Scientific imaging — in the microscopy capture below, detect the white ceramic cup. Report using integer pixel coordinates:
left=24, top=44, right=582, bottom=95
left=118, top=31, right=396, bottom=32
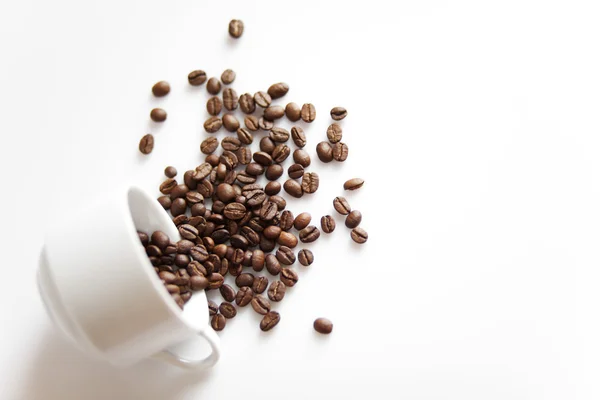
left=37, top=185, right=220, bottom=370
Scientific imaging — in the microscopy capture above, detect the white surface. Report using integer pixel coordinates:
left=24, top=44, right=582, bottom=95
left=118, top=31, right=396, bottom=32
left=0, top=0, right=599, bottom=398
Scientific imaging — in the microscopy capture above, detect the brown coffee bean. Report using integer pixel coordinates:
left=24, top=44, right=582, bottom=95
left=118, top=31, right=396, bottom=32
left=245, top=163, right=264, bottom=176
left=276, top=246, right=296, bottom=265
left=280, top=268, right=298, bottom=287
left=314, top=318, right=333, bottom=334
left=265, top=164, right=283, bottom=180
left=170, top=198, right=187, bottom=216
left=263, top=226, right=282, bottom=241
left=299, top=225, right=320, bottom=243
left=344, top=178, right=364, bottom=191
left=285, top=102, right=301, bottom=122
left=245, top=115, right=259, bottom=131
left=254, top=91, right=272, bottom=108
left=204, top=116, right=222, bottom=133
left=235, top=287, right=253, bottom=307
left=298, top=249, right=314, bottom=266
left=260, top=235, right=276, bottom=252
left=139, top=134, right=154, bottom=154
left=220, top=150, right=239, bottom=169
left=157, top=195, right=171, bottom=209
left=190, top=246, right=209, bottom=262
left=279, top=210, right=294, bottom=231
left=264, top=105, right=285, bottom=121
left=174, top=269, right=190, bottom=286
left=277, top=231, right=298, bottom=248
left=174, top=253, right=190, bottom=268
left=219, top=302, right=237, bottom=319
left=193, top=162, right=213, bottom=181
left=164, top=166, right=177, bottom=178
left=330, top=106, right=347, bottom=120
left=208, top=300, right=219, bottom=316
left=236, top=128, right=253, bottom=145
left=327, top=123, right=343, bottom=143
left=260, top=311, right=281, bottom=331
left=265, top=254, right=281, bottom=276
left=321, top=215, right=336, bottom=233
left=221, top=136, right=241, bottom=152
left=190, top=275, right=209, bottom=291
left=178, top=224, right=198, bottom=240
left=223, top=88, right=238, bottom=111
left=206, top=96, right=222, bottom=116
left=333, top=196, right=351, bottom=215
left=267, top=82, right=289, bottom=99
left=267, top=281, right=286, bottom=302
left=284, top=179, right=303, bottom=198
left=150, top=108, right=167, bottom=122
left=235, top=273, right=255, bottom=288
left=258, top=117, right=274, bottom=131
left=228, top=19, right=244, bottom=38
left=152, top=81, right=170, bottom=97
left=207, top=273, right=224, bottom=289
left=229, top=262, right=243, bottom=276
left=253, top=151, right=273, bottom=166
left=205, top=155, right=220, bottom=167
left=239, top=93, right=256, bottom=114
left=221, top=69, right=236, bottom=84
left=222, top=113, right=240, bottom=132
left=333, top=142, right=348, bottom=161
left=172, top=215, right=188, bottom=226
left=207, top=77, right=221, bottom=95
left=291, top=126, right=306, bottom=148
left=251, top=294, right=271, bottom=315
left=185, top=192, right=204, bottom=206
left=176, top=240, right=195, bottom=254
left=188, top=69, right=207, bottom=86
left=293, top=149, right=311, bottom=168
left=301, top=103, right=316, bottom=122
left=138, top=231, right=149, bottom=246
left=184, top=170, right=197, bottom=190
left=219, top=284, right=236, bottom=302
left=316, top=141, right=333, bottom=162
left=259, top=201, right=278, bottom=221
left=197, top=180, right=215, bottom=197
left=301, top=172, right=319, bottom=194
left=252, top=276, right=269, bottom=294
left=169, top=184, right=189, bottom=200
left=351, top=227, right=368, bottom=244
left=211, top=314, right=226, bottom=331
left=269, top=195, right=286, bottom=210
left=158, top=270, right=176, bottom=283
left=293, top=212, right=311, bottom=230
left=345, top=210, right=362, bottom=228
left=269, top=127, right=290, bottom=142
left=165, top=284, right=180, bottom=295
left=151, top=231, right=170, bottom=249
left=272, top=144, right=290, bottom=163
left=265, top=181, right=281, bottom=195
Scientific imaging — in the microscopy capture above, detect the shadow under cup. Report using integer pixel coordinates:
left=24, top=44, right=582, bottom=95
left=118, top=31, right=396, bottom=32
left=38, top=186, right=213, bottom=367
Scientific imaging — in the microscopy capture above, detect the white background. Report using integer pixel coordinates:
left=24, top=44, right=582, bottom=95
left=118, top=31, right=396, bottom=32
left=1, top=0, right=599, bottom=398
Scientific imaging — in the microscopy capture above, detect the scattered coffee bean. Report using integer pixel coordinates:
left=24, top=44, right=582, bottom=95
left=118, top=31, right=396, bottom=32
left=301, top=103, right=316, bottom=122
left=207, top=96, right=223, bottom=116
left=291, top=126, right=306, bottom=148
left=211, top=314, right=226, bottom=331
left=264, top=105, right=285, bottom=121
left=239, top=93, right=256, bottom=114
left=260, top=311, right=280, bottom=331
left=332, top=142, right=348, bottom=161
left=253, top=151, right=273, bottom=166
left=207, top=77, right=221, bottom=95
left=333, top=196, right=351, bottom=215
left=267, top=82, right=289, bottom=99
left=157, top=195, right=171, bottom=209
left=150, top=108, right=167, bottom=122
left=265, top=254, right=282, bottom=275
left=288, top=164, right=304, bottom=179
left=292, top=213, right=310, bottom=231
left=350, top=227, right=368, bottom=244
left=264, top=181, right=281, bottom=195
left=272, top=144, right=290, bottom=163
left=223, top=88, right=239, bottom=111
left=277, top=231, right=298, bottom=248
left=254, top=91, right=272, bottom=108
left=269, top=195, right=287, bottom=210
left=190, top=275, right=209, bottom=291
left=220, top=284, right=236, bottom=302
left=301, top=172, right=319, bottom=194
left=252, top=276, right=269, bottom=294
left=152, top=81, right=170, bottom=97
left=235, top=273, right=255, bottom=288
left=344, top=178, right=364, bottom=191
left=314, top=318, right=333, bottom=334
left=258, top=117, right=274, bottom=131
left=283, top=179, right=303, bottom=198
left=269, top=127, right=290, bottom=142
left=228, top=19, right=244, bottom=38
left=221, top=69, right=236, bottom=84
left=219, top=302, right=237, bottom=319
left=235, top=287, right=253, bottom=306
left=345, top=210, right=362, bottom=229
left=139, top=134, right=154, bottom=155
left=178, top=224, right=198, bottom=240
left=265, top=164, right=283, bottom=180
left=298, top=249, right=314, bottom=266
left=222, top=113, right=240, bottom=132
left=293, top=149, right=311, bottom=168
left=326, top=123, right=342, bottom=143
left=251, top=294, right=271, bottom=315
left=267, top=281, right=286, bottom=302
left=207, top=273, right=225, bottom=289
left=221, top=136, right=242, bottom=151
left=164, top=166, right=177, bottom=178
left=169, top=184, right=189, bottom=200
left=244, top=115, right=259, bottom=131
left=151, top=231, right=170, bottom=249
left=208, top=300, right=218, bottom=316
left=236, top=128, right=253, bottom=145
left=330, top=107, right=347, bottom=120
left=316, top=141, right=333, bottom=163
left=285, top=102, right=301, bottom=122
left=188, top=70, right=207, bottom=86
left=280, top=268, right=299, bottom=287
left=279, top=210, right=294, bottom=231
left=276, top=246, right=296, bottom=265
left=204, top=116, right=222, bottom=133
left=321, top=215, right=336, bottom=233
left=170, top=198, right=187, bottom=216
left=299, top=225, right=320, bottom=243
left=138, top=231, right=149, bottom=246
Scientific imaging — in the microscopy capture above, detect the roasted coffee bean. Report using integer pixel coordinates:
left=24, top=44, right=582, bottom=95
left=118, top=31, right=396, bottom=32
left=291, top=126, right=306, bottom=148
left=240, top=227, right=259, bottom=248
left=254, top=91, right=272, bottom=108
left=215, top=183, right=235, bottom=202
left=151, top=231, right=170, bottom=250
left=269, top=195, right=286, bottom=210
left=298, top=249, right=314, bottom=266
left=235, top=273, right=254, bottom=288
left=177, top=240, right=195, bottom=254
left=265, top=254, right=281, bottom=275
left=170, top=198, right=187, bottom=216
left=203, top=260, right=215, bottom=276
left=230, top=234, right=249, bottom=250
left=263, top=226, right=282, bottom=240
left=251, top=294, right=271, bottom=315
left=242, top=250, right=253, bottom=267
left=253, top=151, right=273, bottom=166
left=299, top=225, right=320, bottom=243
left=327, top=123, right=343, bottom=143
left=285, top=102, right=301, bottom=122
left=220, top=150, right=239, bottom=169
left=158, top=270, right=176, bottom=283
left=220, top=284, right=236, bottom=302
left=333, top=196, right=352, bottom=215
left=263, top=105, right=285, bottom=121
left=165, top=284, right=180, bottom=294
left=191, top=203, right=207, bottom=216
left=333, top=142, right=348, bottom=161
left=157, top=195, right=172, bottom=210
left=301, top=103, right=316, bottom=122
left=221, top=137, right=242, bottom=152
left=174, top=269, right=190, bottom=286
left=178, top=224, right=199, bottom=240
left=245, top=162, right=265, bottom=176
left=205, top=154, right=220, bottom=167
left=150, top=108, right=167, bottom=122
left=204, top=237, right=215, bottom=252
left=345, top=210, right=362, bottom=228
left=222, top=113, right=240, bottom=132
left=190, top=275, right=209, bottom=291
left=245, top=190, right=267, bottom=207
left=293, top=213, right=311, bottom=230
left=252, top=276, right=269, bottom=294
left=314, top=318, right=333, bottom=334
left=236, top=128, right=253, bottom=146
left=228, top=19, right=244, bottom=38
left=276, top=246, right=296, bottom=265
left=255, top=136, right=273, bottom=154
left=164, top=166, right=177, bottom=178
left=284, top=179, right=303, bottom=198
left=239, top=93, right=255, bottom=114
left=344, top=178, right=364, bottom=190
left=292, top=150, right=310, bottom=169
left=138, top=231, right=149, bottom=246
left=184, top=170, right=197, bottom=190
left=264, top=181, right=281, bottom=195
left=259, top=201, right=278, bottom=221
left=190, top=245, right=209, bottom=262
left=208, top=300, right=219, bottom=316
left=212, top=228, right=230, bottom=244
left=258, top=117, right=274, bottom=131
left=316, top=141, right=333, bottom=163
left=185, top=192, right=204, bottom=206
left=188, top=70, right=207, bottom=86
left=139, top=134, right=154, bottom=154
left=351, top=227, right=368, bottom=243
left=172, top=215, right=189, bottom=226
left=277, top=231, right=298, bottom=248
left=207, top=273, right=224, bottom=289
left=211, top=314, right=226, bottom=331
left=223, top=88, right=238, bottom=111
left=235, top=287, right=253, bottom=307
left=197, top=180, right=215, bottom=198
left=279, top=210, right=294, bottom=231
left=164, top=242, right=177, bottom=255
left=193, top=162, right=213, bottom=181
left=169, top=184, right=189, bottom=200
left=265, top=164, right=283, bottom=181
left=267, top=82, right=289, bottom=99
left=229, top=262, right=243, bottom=276
left=260, top=235, right=276, bottom=252
left=207, top=77, right=221, bottom=95
left=152, top=81, right=170, bottom=97
left=267, top=281, right=286, bottom=302
left=272, top=144, right=290, bottom=163
left=280, top=268, right=298, bottom=287
left=251, top=249, right=265, bottom=271
left=330, top=106, right=347, bottom=120
left=181, top=292, right=192, bottom=303
left=245, top=115, right=259, bottom=131
left=206, top=96, right=222, bottom=116
left=236, top=147, right=252, bottom=166
left=204, top=116, right=222, bottom=133
left=321, top=215, right=336, bottom=233
left=221, top=69, right=236, bottom=84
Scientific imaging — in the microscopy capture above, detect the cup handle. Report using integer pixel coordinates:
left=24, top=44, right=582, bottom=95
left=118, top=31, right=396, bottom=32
left=153, top=328, right=220, bottom=370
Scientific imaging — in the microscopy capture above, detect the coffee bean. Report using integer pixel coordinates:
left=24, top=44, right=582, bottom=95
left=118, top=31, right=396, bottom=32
left=204, top=116, right=222, bottom=133
left=236, top=128, right=253, bottom=146
left=157, top=195, right=171, bottom=209
left=316, top=141, right=333, bottom=162
left=152, top=81, right=170, bottom=97
left=330, top=106, right=347, bottom=120
left=245, top=163, right=264, bottom=177
left=272, top=144, right=290, bottom=163
left=301, top=103, right=316, bottom=122
left=220, top=150, right=239, bottom=169
left=279, top=210, right=294, bottom=231
left=321, top=215, right=336, bottom=233
left=301, top=172, right=319, bottom=194
left=333, top=196, right=351, bottom=215
left=206, top=96, right=222, bottom=116
left=188, top=70, right=207, bottom=86
left=230, top=234, right=249, bottom=250
left=235, top=287, right=253, bottom=307
left=172, top=215, right=188, bottom=226
left=269, top=195, right=286, bottom=210
left=267, top=82, right=289, bottom=99
left=276, top=246, right=296, bottom=265
left=146, top=244, right=162, bottom=258
left=299, top=225, right=320, bottom=243
left=190, top=245, right=209, bottom=262
left=289, top=127, right=306, bottom=149
left=245, top=115, right=259, bottom=131
left=291, top=212, right=310, bottom=231
left=219, top=302, right=237, bottom=319
left=205, top=154, right=220, bottom=167
left=293, top=150, right=310, bottom=168
left=176, top=239, right=194, bottom=254
left=185, top=191, right=204, bottom=206
left=265, top=181, right=281, bottom=195
left=174, top=269, right=190, bottom=286
left=170, top=198, right=187, bottom=216
left=285, top=102, right=301, bottom=122
left=267, top=281, right=286, bottom=302
left=314, top=318, right=333, bottom=334
left=190, top=275, right=209, bottom=291
left=298, top=249, right=314, bottom=266
left=207, top=273, right=225, bottom=289
left=158, top=270, right=176, bottom=283
left=264, top=105, right=285, bottom=121
left=344, top=178, right=364, bottom=191
left=207, top=77, right=221, bottom=95
left=229, top=262, right=243, bottom=276
left=235, top=273, right=254, bottom=289
left=165, top=284, right=180, bottom=294
left=260, top=311, right=281, bottom=331
left=265, top=164, right=283, bottom=180
left=238, top=93, right=256, bottom=114
left=333, top=142, right=348, bottom=161
left=193, top=162, right=213, bottom=181
left=222, top=113, right=240, bottom=132
left=258, top=117, right=274, bottom=131
left=345, top=210, right=362, bottom=228
left=211, top=314, right=226, bottom=331
left=221, top=136, right=241, bottom=152
left=150, top=108, right=167, bottom=122
left=139, top=134, right=154, bottom=154
left=351, top=227, right=368, bottom=243
left=221, top=69, right=236, bottom=84
left=150, top=231, right=170, bottom=250
left=277, top=231, right=298, bottom=248
left=228, top=19, right=244, bottom=38
left=218, top=284, right=236, bottom=302
left=223, top=88, right=238, bottom=111
left=138, top=231, right=149, bottom=246
left=164, top=166, right=177, bottom=178
left=327, top=123, right=343, bottom=143
left=284, top=179, right=303, bottom=198
left=252, top=276, right=269, bottom=294
left=263, top=226, right=282, bottom=241
left=178, top=224, right=199, bottom=240
left=269, top=127, right=290, bottom=143
left=254, top=91, right=272, bottom=108
left=259, top=201, right=278, bottom=221
left=263, top=254, right=281, bottom=276
left=197, top=180, right=215, bottom=198
left=253, top=151, right=273, bottom=166
left=251, top=294, right=271, bottom=315
left=169, top=184, right=189, bottom=200
left=207, top=301, right=219, bottom=316
left=280, top=268, right=299, bottom=287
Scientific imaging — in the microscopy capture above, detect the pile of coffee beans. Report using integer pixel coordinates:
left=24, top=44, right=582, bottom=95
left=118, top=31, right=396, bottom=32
left=135, top=19, right=371, bottom=335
